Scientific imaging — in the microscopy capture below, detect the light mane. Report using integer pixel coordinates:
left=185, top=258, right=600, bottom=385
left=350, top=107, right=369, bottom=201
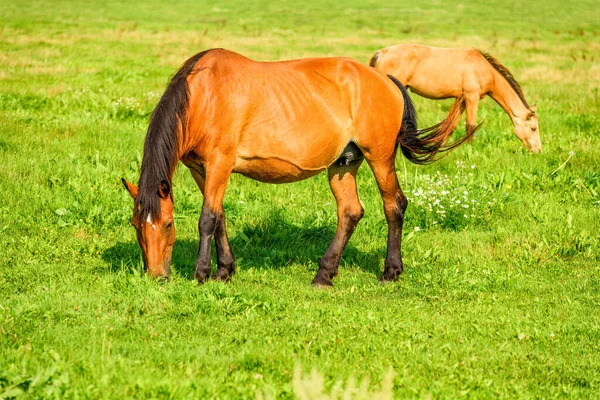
left=477, top=49, right=531, bottom=111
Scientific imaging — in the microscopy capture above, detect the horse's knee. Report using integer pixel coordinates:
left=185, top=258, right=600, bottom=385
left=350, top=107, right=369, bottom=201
left=344, top=204, right=364, bottom=226
left=398, top=193, right=408, bottom=213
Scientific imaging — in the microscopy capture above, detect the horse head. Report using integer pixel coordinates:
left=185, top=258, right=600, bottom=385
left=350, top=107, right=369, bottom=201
left=514, top=105, right=541, bottom=153
left=122, top=178, right=175, bottom=279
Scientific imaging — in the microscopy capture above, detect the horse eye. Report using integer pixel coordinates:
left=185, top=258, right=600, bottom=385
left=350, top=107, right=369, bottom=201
left=165, top=221, right=173, bottom=230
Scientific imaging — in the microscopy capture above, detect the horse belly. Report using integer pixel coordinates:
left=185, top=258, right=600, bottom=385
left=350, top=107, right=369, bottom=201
left=234, top=156, right=327, bottom=183
left=233, top=129, right=346, bottom=184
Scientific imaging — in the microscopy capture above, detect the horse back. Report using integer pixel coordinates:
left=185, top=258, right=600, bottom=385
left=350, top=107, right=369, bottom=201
left=374, top=44, right=494, bottom=99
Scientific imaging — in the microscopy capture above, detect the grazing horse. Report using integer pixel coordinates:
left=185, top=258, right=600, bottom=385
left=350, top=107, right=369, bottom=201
left=369, top=44, right=542, bottom=153
left=122, top=49, right=470, bottom=286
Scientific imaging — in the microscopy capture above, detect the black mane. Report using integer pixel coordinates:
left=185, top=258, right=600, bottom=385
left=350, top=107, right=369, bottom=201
left=136, top=49, right=211, bottom=222
left=477, top=49, right=530, bottom=110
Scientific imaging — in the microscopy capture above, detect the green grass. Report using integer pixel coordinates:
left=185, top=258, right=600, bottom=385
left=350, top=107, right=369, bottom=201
left=1, top=0, right=600, bottom=398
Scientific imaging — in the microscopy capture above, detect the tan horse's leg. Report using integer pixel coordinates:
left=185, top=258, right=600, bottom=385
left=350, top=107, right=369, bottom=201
left=190, top=168, right=236, bottom=282
left=368, top=158, right=408, bottom=282
left=312, top=160, right=364, bottom=287
left=465, top=92, right=480, bottom=141
left=193, top=157, right=235, bottom=283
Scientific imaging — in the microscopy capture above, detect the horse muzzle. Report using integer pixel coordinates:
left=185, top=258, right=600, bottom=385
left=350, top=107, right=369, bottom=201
left=528, top=139, right=542, bottom=154
left=145, top=256, right=172, bottom=280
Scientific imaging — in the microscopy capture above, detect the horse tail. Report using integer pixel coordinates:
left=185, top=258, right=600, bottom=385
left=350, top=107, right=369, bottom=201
left=389, top=75, right=418, bottom=133
left=369, top=51, right=381, bottom=68
left=387, top=75, right=472, bottom=164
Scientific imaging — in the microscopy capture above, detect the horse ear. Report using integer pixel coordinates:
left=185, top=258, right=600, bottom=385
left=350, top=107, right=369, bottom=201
left=530, top=105, right=537, bottom=112
left=122, top=178, right=138, bottom=200
left=158, top=180, right=171, bottom=199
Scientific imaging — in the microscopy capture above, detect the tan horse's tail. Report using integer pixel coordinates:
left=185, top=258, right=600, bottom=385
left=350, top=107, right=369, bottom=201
left=390, top=80, right=475, bottom=164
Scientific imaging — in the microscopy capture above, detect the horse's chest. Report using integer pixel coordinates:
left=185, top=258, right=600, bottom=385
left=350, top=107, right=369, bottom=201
left=181, top=154, right=206, bottom=178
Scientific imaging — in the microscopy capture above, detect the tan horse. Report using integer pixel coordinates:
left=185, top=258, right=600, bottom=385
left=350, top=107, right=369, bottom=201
left=122, top=49, right=470, bottom=287
left=370, top=44, right=541, bottom=153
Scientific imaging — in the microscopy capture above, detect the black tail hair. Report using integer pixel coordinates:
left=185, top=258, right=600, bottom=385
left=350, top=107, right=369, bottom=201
left=386, top=76, right=474, bottom=164
left=388, top=75, right=418, bottom=133
left=136, top=49, right=212, bottom=222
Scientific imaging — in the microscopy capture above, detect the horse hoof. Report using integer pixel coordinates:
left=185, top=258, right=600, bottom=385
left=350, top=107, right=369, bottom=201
left=213, top=269, right=232, bottom=282
left=311, top=277, right=333, bottom=288
left=195, top=271, right=211, bottom=284
left=379, top=272, right=400, bottom=283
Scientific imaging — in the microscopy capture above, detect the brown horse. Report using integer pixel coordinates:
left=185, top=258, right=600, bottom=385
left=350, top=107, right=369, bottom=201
left=122, top=49, right=469, bottom=286
left=369, top=44, right=541, bottom=153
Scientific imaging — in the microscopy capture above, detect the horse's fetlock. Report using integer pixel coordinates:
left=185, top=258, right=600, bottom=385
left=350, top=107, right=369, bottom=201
left=195, top=268, right=211, bottom=283
left=213, top=265, right=235, bottom=282
left=319, top=256, right=336, bottom=272
left=312, top=269, right=334, bottom=287
left=218, top=255, right=236, bottom=271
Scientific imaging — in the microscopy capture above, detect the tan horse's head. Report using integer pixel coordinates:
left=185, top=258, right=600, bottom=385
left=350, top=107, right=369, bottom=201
left=514, top=105, right=541, bottom=153
left=122, top=179, right=175, bottom=278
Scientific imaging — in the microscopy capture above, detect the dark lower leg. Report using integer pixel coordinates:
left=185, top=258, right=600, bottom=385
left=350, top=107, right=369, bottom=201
left=194, top=206, right=219, bottom=283
left=213, top=217, right=236, bottom=281
left=368, top=158, right=408, bottom=282
left=313, top=162, right=363, bottom=286
left=191, top=157, right=233, bottom=284
left=380, top=191, right=408, bottom=282
left=312, top=210, right=363, bottom=286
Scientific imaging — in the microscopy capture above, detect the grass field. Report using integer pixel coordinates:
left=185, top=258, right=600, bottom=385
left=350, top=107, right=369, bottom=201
left=1, top=0, right=600, bottom=398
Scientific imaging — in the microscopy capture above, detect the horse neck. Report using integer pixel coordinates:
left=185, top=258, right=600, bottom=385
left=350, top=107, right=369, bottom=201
left=488, top=71, right=530, bottom=125
left=138, top=131, right=182, bottom=192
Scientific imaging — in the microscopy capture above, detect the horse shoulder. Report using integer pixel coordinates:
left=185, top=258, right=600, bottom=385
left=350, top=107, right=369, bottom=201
left=461, top=49, right=494, bottom=94
left=383, top=44, right=422, bottom=84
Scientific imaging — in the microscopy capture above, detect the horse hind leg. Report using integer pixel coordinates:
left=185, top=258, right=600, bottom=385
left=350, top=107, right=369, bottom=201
left=368, top=158, right=408, bottom=282
left=312, top=159, right=364, bottom=287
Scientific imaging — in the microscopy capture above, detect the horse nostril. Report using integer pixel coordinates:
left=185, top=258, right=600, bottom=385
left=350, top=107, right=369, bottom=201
left=528, top=139, right=542, bottom=154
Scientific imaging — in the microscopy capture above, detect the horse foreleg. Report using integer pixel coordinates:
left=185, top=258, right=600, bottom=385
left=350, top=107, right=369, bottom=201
left=312, top=161, right=364, bottom=287
left=368, top=158, right=408, bottom=282
left=190, top=168, right=236, bottom=282
left=193, top=158, right=234, bottom=284
left=213, top=217, right=236, bottom=281
left=465, top=92, right=480, bottom=141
